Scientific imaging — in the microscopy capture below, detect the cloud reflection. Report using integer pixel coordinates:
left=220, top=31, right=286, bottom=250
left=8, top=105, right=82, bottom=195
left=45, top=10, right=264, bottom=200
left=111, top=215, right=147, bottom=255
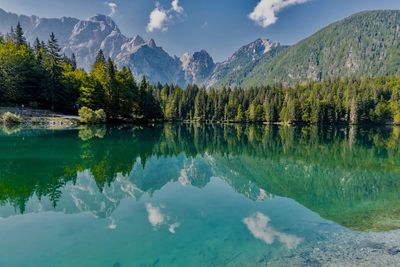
left=146, top=203, right=180, bottom=234
left=243, top=212, right=303, bottom=249
left=146, top=203, right=166, bottom=228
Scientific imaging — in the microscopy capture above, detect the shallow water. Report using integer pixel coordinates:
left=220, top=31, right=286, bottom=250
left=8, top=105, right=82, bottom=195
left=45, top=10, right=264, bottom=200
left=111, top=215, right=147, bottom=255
left=0, top=124, right=400, bottom=266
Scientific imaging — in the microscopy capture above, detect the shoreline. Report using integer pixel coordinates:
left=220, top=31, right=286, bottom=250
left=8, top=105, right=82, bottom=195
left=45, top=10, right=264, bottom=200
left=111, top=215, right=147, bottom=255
left=1, top=108, right=399, bottom=128
left=267, top=228, right=400, bottom=266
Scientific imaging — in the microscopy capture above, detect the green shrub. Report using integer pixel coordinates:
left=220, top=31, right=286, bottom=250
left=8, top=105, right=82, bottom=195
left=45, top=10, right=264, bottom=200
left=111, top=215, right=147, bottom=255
left=95, top=109, right=107, bottom=123
left=79, top=107, right=107, bottom=124
left=79, top=107, right=96, bottom=124
left=1, top=112, right=23, bottom=125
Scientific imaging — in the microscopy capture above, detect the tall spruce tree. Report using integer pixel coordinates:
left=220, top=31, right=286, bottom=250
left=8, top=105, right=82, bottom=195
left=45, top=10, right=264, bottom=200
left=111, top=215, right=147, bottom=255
left=71, top=53, right=77, bottom=69
left=15, top=22, right=26, bottom=47
left=44, top=32, right=63, bottom=110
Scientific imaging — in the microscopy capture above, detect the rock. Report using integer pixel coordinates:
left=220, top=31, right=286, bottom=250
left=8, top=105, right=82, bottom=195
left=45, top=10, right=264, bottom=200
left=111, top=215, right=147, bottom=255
left=387, top=247, right=400, bottom=255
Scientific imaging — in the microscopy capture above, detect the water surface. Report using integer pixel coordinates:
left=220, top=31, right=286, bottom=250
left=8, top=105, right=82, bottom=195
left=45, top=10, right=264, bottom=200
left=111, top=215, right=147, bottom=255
left=1, top=124, right=400, bottom=266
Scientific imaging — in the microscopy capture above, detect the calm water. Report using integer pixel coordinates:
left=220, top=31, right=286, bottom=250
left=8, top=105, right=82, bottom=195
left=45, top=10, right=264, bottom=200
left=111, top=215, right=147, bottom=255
left=1, top=124, right=400, bottom=266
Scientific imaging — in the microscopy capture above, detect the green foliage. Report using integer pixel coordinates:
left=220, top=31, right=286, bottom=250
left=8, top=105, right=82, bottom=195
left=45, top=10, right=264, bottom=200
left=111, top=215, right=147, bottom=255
left=0, top=24, right=163, bottom=122
left=242, top=10, right=400, bottom=87
left=157, top=76, right=400, bottom=125
left=1, top=21, right=400, bottom=126
left=79, top=107, right=96, bottom=123
left=1, top=112, right=23, bottom=125
left=95, top=109, right=107, bottom=123
left=79, top=107, right=106, bottom=124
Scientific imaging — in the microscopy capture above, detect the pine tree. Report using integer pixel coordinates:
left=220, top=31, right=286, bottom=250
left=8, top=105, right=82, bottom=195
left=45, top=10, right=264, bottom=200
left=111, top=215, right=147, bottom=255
left=33, top=38, right=41, bottom=53
left=106, top=57, right=119, bottom=118
left=236, top=105, right=244, bottom=122
left=44, top=32, right=63, bottom=110
left=94, top=49, right=106, bottom=67
left=15, top=22, right=26, bottom=47
left=71, top=53, right=77, bottom=69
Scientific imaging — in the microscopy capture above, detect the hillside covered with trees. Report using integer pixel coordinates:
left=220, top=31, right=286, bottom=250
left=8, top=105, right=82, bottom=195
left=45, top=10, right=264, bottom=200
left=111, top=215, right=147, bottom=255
left=241, top=10, right=400, bottom=87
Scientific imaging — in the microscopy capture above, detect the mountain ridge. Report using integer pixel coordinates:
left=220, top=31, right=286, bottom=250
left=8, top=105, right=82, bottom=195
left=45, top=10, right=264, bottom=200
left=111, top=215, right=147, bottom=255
left=241, top=10, right=400, bottom=87
left=0, top=8, right=398, bottom=87
left=0, top=7, right=284, bottom=87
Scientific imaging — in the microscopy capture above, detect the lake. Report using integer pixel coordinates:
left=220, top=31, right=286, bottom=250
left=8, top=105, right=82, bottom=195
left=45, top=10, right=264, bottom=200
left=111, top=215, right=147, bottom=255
left=1, top=124, right=400, bottom=266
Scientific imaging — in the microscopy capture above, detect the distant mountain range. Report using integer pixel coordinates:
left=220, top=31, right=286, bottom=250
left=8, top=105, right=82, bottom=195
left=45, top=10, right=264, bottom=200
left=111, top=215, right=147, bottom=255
left=0, top=8, right=399, bottom=87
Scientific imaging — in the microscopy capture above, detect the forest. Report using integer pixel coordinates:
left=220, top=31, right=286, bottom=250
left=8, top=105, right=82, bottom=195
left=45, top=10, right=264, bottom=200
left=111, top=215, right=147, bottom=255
left=1, top=23, right=400, bottom=125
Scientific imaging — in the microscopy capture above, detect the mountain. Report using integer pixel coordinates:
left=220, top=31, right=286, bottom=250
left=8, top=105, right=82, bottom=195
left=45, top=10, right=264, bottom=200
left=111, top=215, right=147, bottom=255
left=63, top=14, right=124, bottom=69
left=181, top=50, right=215, bottom=85
left=115, top=38, right=185, bottom=85
left=0, top=9, right=185, bottom=85
left=0, top=9, right=398, bottom=87
left=206, top=38, right=287, bottom=88
left=0, top=8, right=285, bottom=87
left=241, top=10, right=400, bottom=87
left=0, top=8, right=78, bottom=48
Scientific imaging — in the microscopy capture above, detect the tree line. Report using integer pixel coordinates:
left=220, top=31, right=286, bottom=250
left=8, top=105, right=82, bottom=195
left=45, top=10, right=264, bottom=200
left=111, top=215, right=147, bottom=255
left=1, top=23, right=400, bottom=124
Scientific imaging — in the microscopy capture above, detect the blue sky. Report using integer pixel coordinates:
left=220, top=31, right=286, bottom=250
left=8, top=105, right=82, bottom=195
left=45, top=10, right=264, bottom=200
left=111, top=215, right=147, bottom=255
left=0, top=0, right=399, bottom=62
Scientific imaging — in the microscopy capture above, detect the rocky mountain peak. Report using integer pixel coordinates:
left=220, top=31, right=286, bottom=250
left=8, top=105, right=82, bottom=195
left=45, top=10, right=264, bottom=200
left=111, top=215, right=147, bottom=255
left=132, top=35, right=145, bottom=46
left=147, top=38, right=157, bottom=48
left=258, top=38, right=276, bottom=54
left=88, top=14, right=118, bottom=28
left=181, top=50, right=216, bottom=85
left=228, top=38, right=276, bottom=62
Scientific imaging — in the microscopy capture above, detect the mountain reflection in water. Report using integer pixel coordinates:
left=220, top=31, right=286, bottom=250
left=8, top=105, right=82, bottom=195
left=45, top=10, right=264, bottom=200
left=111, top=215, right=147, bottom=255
left=1, top=124, right=400, bottom=232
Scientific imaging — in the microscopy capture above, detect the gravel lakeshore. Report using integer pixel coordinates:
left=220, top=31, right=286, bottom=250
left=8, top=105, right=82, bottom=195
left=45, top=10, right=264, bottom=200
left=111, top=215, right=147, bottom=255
left=0, top=107, right=79, bottom=127
left=268, top=229, right=400, bottom=266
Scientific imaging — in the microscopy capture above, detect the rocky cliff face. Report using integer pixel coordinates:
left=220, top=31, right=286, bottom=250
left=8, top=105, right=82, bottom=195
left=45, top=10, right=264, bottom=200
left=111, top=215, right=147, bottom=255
left=206, top=38, right=282, bottom=88
left=181, top=50, right=215, bottom=85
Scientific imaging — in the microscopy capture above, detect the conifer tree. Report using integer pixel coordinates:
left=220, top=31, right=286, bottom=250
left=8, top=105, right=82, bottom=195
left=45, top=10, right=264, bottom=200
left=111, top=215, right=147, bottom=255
left=15, top=22, right=26, bottom=47
left=71, top=53, right=77, bottom=69
left=44, top=32, right=63, bottom=110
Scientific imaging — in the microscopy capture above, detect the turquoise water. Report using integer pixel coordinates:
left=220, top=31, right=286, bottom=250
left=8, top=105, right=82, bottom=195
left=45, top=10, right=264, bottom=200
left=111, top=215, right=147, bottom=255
left=0, top=124, right=400, bottom=266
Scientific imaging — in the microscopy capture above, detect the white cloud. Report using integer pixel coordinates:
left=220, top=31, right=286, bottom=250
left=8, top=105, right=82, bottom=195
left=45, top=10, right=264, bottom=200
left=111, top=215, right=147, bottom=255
left=171, top=0, right=184, bottom=14
left=147, top=7, right=169, bottom=33
left=105, top=2, right=118, bottom=17
left=243, top=212, right=303, bottom=249
left=249, top=0, right=309, bottom=28
left=146, top=0, right=185, bottom=32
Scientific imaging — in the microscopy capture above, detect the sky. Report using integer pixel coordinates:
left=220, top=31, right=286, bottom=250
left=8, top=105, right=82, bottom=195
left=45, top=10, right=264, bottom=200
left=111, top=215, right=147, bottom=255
left=0, top=0, right=399, bottom=62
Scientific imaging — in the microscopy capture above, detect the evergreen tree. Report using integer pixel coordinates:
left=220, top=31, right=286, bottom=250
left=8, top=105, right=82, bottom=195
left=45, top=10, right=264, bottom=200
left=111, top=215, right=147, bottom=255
left=236, top=105, right=244, bottom=122
left=71, top=53, right=77, bottom=69
left=44, top=32, right=63, bottom=110
left=106, top=57, right=119, bottom=118
left=15, top=22, right=26, bottom=47
left=33, top=38, right=41, bottom=53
